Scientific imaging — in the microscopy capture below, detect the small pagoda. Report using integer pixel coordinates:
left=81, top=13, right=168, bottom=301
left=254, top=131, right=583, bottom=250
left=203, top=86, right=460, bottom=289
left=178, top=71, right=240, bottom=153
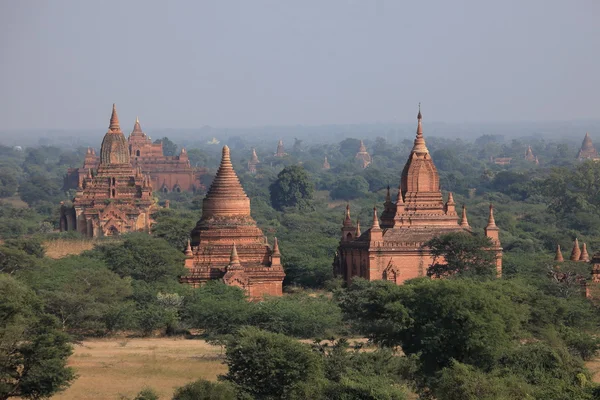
left=323, top=156, right=331, bottom=170
left=355, top=140, right=372, bottom=169
left=182, top=146, right=285, bottom=299
left=60, top=104, right=157, bottom=237
left=274, top=139, right=287, bottom=157
left=335, top=106, right=502, bottom=285
left=248, top=148, right=260, bottom=174
left=577, top=133, right=600, bottom=161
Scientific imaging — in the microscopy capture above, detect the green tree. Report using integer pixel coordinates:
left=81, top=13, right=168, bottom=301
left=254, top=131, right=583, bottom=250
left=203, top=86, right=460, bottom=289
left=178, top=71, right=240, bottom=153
left=330, top=176, right=370, bottom=200
left=172, top=379, right=237, bottom=400
left=224, top=327, right=323, bottom=399
left=87, top=234, right=186, bottom=283
left=154, top=137, right=178, bottom=156
left=0, top=275, right=75, bottom=400
left=338, top=138, right=362, bottom=158
left=151, top=211, right=196, bottom=251
left=269, top=165, right=314, bottom=211
left=425, top=232, right=496, bottom=279
left=0, top=168, right=18, bottom=198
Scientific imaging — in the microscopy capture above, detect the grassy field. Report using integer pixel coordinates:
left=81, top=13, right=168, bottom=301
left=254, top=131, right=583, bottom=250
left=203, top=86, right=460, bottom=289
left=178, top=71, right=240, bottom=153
left=44, top=239, right=96, bottom=259
left=54, top=338, right=227, bottom=400
left=51, top=337, right=600, bottom=399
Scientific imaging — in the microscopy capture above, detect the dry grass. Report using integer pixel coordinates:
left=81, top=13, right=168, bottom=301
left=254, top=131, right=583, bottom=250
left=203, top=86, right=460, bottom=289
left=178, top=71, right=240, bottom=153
left=44, top=239, right=97, bottom=258
left=54, top=338, right=227, bottom=400
left=1, top=196, right=29, bottom=208
left=587, top=358, right=600, bottom=384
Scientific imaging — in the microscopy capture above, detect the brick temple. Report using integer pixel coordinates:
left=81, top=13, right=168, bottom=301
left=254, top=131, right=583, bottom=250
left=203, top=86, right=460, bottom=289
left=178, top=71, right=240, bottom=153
left=355, top=140, right=372, bottom=169
left=181, top=145, right=285, bottom=299
left=247, top=148, right=260, bottom=174
left=274, top=139, right=287, bottom=157
left=65, top=117, right=207, bottom=193
left=577, top=133, right=600, bottom=161
left=334, top=107, right=502, bottom=284
left=60, top=104, right=157, bottom=237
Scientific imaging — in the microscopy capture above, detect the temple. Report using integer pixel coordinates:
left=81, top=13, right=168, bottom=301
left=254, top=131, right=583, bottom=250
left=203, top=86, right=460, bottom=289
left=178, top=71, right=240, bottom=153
left=274, top=139, right=287, bottom=157
left=554, top=240, right=600, bottom=300
left=323, top=156, right=331, bottom=170
left=577, top=133, right=600, bottom=161
left=248, top=148, right=260, bottom=174
left=524, top=146, right=539, bottom=164
left=181, top=146, right=285, bottom=299
left=334, top=107, right=502, bottom=284
left=60, top=104, right=157, bottom=237
left=355, top=140, right=372, bottom=169
left=65, top=116, right=207, bottom=193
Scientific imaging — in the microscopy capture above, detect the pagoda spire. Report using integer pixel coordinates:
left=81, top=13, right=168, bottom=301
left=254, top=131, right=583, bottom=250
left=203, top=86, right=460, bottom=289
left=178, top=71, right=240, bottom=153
left=109, top=103, right=121, bottom=132
left=272, top=237, right=281, bottom=255
left=355, top=219, right=361, bottom=237
left=460, top=204, right=470, bottom=228
left=411, top=103, right=429, bottom=155
left=385, top=185, right=391, bottom=203
left=230, top=242, right=241, bottom=267
left=185, top=239, right=193, bottom=257
left=580, top=242, right=590, bottom=262
left=486, top=203, right=497, bottom=228
left=570, top=238, right=581, bottom=261
left=343, top=204, right=353, bottom=226
left=371, top=207, right=381, bottom=230
left=554, top=244, right=564, bottom=262
left=132, top=116, right=143, bottom=134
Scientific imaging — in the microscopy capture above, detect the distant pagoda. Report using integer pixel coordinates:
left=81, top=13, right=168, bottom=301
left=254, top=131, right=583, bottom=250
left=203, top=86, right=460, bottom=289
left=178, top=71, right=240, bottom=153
left=248, top=148, right=260, bottom=174
left=577, top=133, right=600, bottom=161
left=60, top=104, right=157, bottom=237
left=355, top=140, right=372, bottom=169
left=182, top=146, right=285, bottom=299
left=323, top=156, right=331, bottom=170
left=274, top=139, right=287, bottom=157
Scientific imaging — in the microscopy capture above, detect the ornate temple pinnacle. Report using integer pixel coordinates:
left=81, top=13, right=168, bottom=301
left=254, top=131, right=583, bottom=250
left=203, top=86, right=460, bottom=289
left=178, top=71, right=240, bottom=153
left=371, top=207, right=381, bottom=230
left=411, top=104, right=429, bottom=154
left=109, top=103, right=120, bottom=131
left=554, top=244, right=564, bottom=262
left=486, top=203, right=497, bottom=228
left=460, top=204, right=470, bottom=228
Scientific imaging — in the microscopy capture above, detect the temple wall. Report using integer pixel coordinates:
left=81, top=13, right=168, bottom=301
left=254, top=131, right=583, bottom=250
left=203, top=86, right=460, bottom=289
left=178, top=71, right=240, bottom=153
left=248, top=280, right=283, bottom=299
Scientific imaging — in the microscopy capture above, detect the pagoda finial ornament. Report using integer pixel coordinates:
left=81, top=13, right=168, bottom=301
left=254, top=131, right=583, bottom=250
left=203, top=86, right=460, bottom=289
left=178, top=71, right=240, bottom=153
left=230, top=242, right=241, bottom=266
left=272, top=237, right=281, bottom=256
left=554, top=244, right=564, bottom=262
left=580, top=242, right=590, bottom=262
left=185, top=239, right=193, bottom=257
left=570, top=238, right=581, bottom=261
left=343, top=204, right=352, bottom=226
left=385, top=185, right=391, bottom=203
left=355, top=219, right=361, bottom=237
left=411, top=103, right=428, bottom=154
left=486, top=203, right=497, bottom=228
left=371, top=207, right=381, bottom=230
left=109, top=103, right=120, bottom=131
left=460, top=204, right=470, bottom=228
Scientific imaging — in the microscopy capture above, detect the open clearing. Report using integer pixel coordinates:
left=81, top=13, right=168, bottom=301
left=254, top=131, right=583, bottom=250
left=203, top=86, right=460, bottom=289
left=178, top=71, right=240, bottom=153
left=54, top=338, right=227, bottom=400
left=52, top=337, right=600, bottom=399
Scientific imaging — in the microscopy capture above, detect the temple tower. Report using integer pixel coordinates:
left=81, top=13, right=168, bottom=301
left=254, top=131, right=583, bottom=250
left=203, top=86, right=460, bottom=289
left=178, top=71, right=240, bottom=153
left=248, top=148, right=260, bottom=174
left=274, top=140, right=287, bottom=157
left=355, top=140, right=372, bottom=169
left=60, top=104, right=157, bottom=237
left=323, top=156, right=331, bottom=170
left=183, top=146, right=285, bottom=299
left=578, top=133, right=600, bottom=160
left=335, top=106, right=502, bottom=285
left=524, top=146, right=536, bottom=162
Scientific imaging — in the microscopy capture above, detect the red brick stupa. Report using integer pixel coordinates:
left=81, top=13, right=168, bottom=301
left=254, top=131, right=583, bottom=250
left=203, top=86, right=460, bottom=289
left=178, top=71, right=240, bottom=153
left=355, top=140, right=372, bottom=169
left=577, top=133, right=600, bottom=161
left=182, top=146, right=285, bottom=299
left=274, top=139, right=287, bottom=157
left=334, top=106, right=502, bottom=284
left=248, top=148, right=260, bottom=174
left=60, top=104, right=157, bottom=237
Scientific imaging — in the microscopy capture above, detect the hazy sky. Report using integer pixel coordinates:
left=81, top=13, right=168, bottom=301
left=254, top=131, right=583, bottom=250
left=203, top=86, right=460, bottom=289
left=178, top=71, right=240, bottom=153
left=1, top=0, right=598, bottom=130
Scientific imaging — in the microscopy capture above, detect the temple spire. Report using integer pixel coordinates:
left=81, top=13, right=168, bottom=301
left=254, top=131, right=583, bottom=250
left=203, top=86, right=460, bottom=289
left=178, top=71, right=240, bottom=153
left=230, top=242, right=241, bottom=267
left=272, top=237, right=281, bottom=255
left=570, top=238, right=581, bottom=261
left=355, top=219, right=361, bottom=237
left=385, top=185, right=391, bottom=203
left=460, top=205, right=470, bottom=228
left=580, top=242, right=590, bottom=262
left=411, top=103, right=429, bottom=154
left=343, top=204, right=352, bottom=226
left=486, top=203, right=497, bottom=228
left=185, top=239, right=193, bottom=257
left=109, top=103, right=120, bottom=132
left=371, top=207, right=381, bottom=230
left=554, top=244, right=564, bottom=262
left=132, top=116, right=143, bottom=134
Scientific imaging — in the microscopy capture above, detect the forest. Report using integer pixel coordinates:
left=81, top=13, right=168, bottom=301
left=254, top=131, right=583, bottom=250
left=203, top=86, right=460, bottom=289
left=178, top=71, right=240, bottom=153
left=1, top=131, right=600, bottom=399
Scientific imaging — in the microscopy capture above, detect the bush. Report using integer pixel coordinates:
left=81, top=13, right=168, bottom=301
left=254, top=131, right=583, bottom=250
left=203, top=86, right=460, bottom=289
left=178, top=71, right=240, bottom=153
left=172, top=379, right=237, bottom=400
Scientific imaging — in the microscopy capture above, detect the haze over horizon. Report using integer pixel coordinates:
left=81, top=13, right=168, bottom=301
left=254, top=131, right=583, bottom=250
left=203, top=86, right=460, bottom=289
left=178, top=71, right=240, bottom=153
left=1, top=0, right=598, bottom=130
